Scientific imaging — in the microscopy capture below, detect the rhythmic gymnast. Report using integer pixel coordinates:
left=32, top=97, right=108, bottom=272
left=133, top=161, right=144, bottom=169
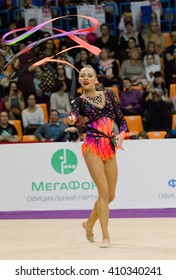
left=68, top=65, right=127, bottom=248
left=2, top=15, right=127, bottom=248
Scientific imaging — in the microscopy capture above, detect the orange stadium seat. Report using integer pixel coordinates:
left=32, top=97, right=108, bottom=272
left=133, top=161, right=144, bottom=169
left=22, top=135, right=39, bottom=142
left=169, top=84, right=176, bottom=98
left=172, top=114, right=176, bottom=130
left=37, top=103, right=49, bottom=123
left=148, top=131, right=167, bottom=139
left=124, top=115, right=144, bottom=132
left=163, top=32, right=172, bottom=48
left=9, top=120, right=23, bottom=140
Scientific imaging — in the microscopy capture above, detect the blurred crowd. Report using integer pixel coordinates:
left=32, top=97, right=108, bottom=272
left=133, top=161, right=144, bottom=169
left=0, top=0, right=176, bottom=142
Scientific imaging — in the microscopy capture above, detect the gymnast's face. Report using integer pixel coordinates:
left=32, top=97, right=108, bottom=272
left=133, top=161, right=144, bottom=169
left=79, top=67, right=97, bottom=91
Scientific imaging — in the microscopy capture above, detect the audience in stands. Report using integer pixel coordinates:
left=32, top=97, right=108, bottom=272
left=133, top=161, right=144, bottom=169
left=33, top=66, right=43, bottom=103
left=22, top=94, right=45, bottom=135
left=164, top=31, right=176, bottom=62
left=34, top=109, right=69, bottom=142
left=143, top=41, right=161, bottom=67
left=144, top=21, right=166, bottom=55
left=121, top=37, right=143, bottom=62
left=145, top=54, right=161, bottom=84
left=50, top=80, right=71, bottom=119
left=120, top=48, right=147, bottom=87
left=4, top=81, right=25, bottom=120
left=13, top=43, right=37, bottom=104
left=119, top=21, right=145, bottom=57
left=140, top=87, right=171, bottom=132
left=165, top=48, right=176, bottom=87
left=0, top=1, right=175, bottom=142
left=149, top=71, right=168, bottom=101
left=94, top=23, right=120, bottom=59
left=54, top=63, right=72, bottom=92
left=95, top=48, right=119, bottom=87
left=0, top=110, right=19, bottom=142
left=120, top=78, right=143, bottom=116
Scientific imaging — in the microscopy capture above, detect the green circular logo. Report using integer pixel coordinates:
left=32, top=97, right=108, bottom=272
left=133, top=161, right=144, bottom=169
left=51, top=149, right=78, bottom=175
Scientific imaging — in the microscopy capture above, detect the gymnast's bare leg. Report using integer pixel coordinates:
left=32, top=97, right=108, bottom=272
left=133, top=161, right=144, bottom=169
left=83, top=151, right=118, bottom=247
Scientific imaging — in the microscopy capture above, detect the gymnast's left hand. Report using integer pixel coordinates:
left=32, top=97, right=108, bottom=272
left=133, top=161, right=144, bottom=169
left=115, top=134, right=124, bottom=151
left=68, top=115, right=77, bottom=125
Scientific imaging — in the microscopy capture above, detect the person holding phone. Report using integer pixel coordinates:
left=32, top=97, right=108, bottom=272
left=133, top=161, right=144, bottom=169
left=4, top=81, right=25, bottom=120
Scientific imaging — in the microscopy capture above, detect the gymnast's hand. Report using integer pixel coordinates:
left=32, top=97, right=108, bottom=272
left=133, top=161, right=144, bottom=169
left=67, top=115, right=77, bottom=125
left=115, top=134, right=124, bottom=151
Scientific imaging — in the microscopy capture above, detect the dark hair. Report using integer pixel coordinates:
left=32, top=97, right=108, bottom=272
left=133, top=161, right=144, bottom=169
left=100, top=23, right=109, bottom=31
left=154, top=71, right=163, bottom=78
left=49, top=109, right=59, bottom=116
left=51, top=80, right=64, bottom=92
left=128, top=37, right=136, bottom=43
left=125, top=21, right=134, bottom=27
left=8, top=81, right=19, bottom=91
left=56, top=63, right=67, bottom=78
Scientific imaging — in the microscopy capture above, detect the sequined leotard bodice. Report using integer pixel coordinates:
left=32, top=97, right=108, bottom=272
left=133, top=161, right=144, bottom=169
left=71, top=90, right=127, bottom=161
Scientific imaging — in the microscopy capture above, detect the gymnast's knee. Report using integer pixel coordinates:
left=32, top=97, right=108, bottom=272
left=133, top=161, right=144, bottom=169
left=108, top=193, right=115, bottom=203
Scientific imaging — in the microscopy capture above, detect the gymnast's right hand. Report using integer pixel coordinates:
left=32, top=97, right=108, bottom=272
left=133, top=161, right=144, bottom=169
left=68, top=115, right=77, bottom=125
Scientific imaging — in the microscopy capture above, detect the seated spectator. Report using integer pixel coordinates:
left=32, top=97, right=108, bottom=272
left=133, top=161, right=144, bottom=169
left=0, top=111, right=19, bottom=142
left=119, top=21, right=145, bottom=56
left=24, top=0, right=38, bottom=9
left=143, top=41, right=161, bottom=66
left=0, top=37, right=14, bottom=63
left=118, top=10, right=133, bottom=41
left=120, top=78, right=143, bottom=116
left=140, top=88, right=171, bottom=132
left=13, top=44, right=37, bottom=104
left=4, top=81, right=25, bottom=120
left=0, top=54, right=12, bottom=92
left=149, top=71, right=168, bottom=101
left=58, top=44, right=75, bottom=80
left=120, top=48, right=147, bottom=87
left=145, top=21, right=166, bottom=56
left=41, top=39, right=57, bottom=57
left=33, top=66, right=43, bottom=103
left=172, top=95, right=176, bottom=114
left=0, top=0, right=19, bottom=29
left=164, top=48, right=176, bottom=87
left=95, top=48, right=119, bottom=87
left=22, top=94, right=45, bottom=135
left=121, top=37, right=143, bottom=61
left=94, top=23, right=120, bottom=59
left=164, top=31, right=176, bottom=62
left=50, top=81, right=71, bottom=119
left=34, top=109, right=69, bottom=142
left=145, top=54, right=161, bottom=85
left=54, top=63, right=72, bottom=93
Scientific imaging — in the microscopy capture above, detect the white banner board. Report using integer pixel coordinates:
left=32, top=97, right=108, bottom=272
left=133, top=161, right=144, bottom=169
left=24, top=8, right=53, bottom=33
left=0, top=140, right=176, bottom=211
left=77, top=5, right=105, bottom=37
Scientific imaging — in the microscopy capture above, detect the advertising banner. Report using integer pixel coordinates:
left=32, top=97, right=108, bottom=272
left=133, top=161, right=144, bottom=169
left=77, top=5, right=105, bottom=37
left=0, top=140, right=176, bottom=211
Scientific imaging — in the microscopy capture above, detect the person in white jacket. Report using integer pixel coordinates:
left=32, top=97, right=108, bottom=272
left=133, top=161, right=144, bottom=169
left=145, top=54, right=161, bottom=85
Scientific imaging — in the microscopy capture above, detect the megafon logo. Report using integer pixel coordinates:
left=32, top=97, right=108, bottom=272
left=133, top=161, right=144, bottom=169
left=51, top=149, right=77, bottom=175
left=168, top=179, right=176, bottom=188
